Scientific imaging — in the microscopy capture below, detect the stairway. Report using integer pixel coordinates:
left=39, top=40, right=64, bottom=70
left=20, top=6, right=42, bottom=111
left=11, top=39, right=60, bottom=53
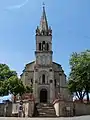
left=36, top=103, right=56, bottom=117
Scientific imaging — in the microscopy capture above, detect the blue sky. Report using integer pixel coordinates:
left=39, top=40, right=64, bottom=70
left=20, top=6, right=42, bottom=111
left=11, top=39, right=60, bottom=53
left=0, top=0, right=90, bottom=77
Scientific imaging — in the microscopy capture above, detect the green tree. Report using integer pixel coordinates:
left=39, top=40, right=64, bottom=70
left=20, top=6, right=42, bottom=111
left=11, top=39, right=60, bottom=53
left=0, top=79, right=9, bottom=95
left=68, top=50, right=90, bottom=102
left=25, top=85, right=33, bottom=93
left=0, top=81, right=5, bottom=96
left=0, top=64, right=26, bottom=96
left=7, top=76, right=25, bottom=96
left=0, top=64, right=17, bottom=81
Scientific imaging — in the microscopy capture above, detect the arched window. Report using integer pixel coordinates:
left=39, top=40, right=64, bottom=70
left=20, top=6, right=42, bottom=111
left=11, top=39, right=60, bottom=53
left=39, top=43, right=41, bottom=50
left=42, top=74, right=45, bottom=84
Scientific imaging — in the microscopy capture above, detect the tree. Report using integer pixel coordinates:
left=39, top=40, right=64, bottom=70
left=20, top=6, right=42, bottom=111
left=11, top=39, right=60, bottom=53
left=68, top=50, right=90, bottom=102
left=25, top=85, right=33, bottom=93
left=7, top=76, right=25, bottom=96
left=0, top=64, right=26, bottom=96
left=0, top=64, right=17, bottom=81
left=0, top=76, right=26, bottom=96
left=0, top=81, right=6, bottom=96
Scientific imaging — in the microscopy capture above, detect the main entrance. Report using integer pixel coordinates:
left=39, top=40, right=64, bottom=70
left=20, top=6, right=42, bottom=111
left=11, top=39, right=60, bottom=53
left=40, top=89, right=47, bottom=103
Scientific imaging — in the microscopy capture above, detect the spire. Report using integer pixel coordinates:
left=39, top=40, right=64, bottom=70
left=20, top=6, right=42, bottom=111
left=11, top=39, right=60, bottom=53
left=36, top=3, right=52, bottom=36
left=39, top=3, right=48, bottom=32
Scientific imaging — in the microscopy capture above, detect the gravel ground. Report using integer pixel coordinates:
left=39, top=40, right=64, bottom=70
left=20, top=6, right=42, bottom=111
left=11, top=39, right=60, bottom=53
left=0, top=116, right=90, bottom=120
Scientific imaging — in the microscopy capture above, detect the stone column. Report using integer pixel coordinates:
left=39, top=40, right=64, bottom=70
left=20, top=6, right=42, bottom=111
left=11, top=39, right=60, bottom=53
left=49, top=71, right=55, bottom=103
left=33, top=69, right=38, bottom=103
left=50, top=81, right=53, bottom=103
left=59, top=73, right=63, bottom=94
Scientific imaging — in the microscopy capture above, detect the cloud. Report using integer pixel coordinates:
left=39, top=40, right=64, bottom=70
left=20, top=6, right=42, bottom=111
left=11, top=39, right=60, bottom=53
left=6, top=0, right=29, bottom=10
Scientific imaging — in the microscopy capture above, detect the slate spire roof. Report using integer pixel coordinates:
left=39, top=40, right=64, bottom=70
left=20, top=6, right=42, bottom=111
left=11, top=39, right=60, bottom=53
left=39, top=4, right=48, bottom=32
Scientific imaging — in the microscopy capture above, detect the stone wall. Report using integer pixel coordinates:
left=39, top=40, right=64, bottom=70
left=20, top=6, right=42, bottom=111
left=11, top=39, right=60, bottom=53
left=53, top=99, right=90, bottom=117
left=6, top=102, right=12, bottom=117
left=0, top=102, right=12, bottom=117
left=74, top=102, right=90, bottom=116
left=0, top=100, right=34, bottom=117
left=12, top=100, right=34, bottom=117
left=0, top=104, right=4, bottom=116
left=53, top=99, right=73, bottom=117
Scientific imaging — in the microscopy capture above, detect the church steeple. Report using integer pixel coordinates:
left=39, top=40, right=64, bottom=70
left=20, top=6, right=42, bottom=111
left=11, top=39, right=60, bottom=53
left=35, top=3, right=53, bottom=67
left=36, top=4, right=52, bottom=36
left=39, top=4, right=48, bottom=32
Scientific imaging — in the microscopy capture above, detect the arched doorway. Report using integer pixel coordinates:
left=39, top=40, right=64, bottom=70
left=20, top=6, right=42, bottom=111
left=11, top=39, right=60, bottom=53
left=40, top=89, right=47, bottom=103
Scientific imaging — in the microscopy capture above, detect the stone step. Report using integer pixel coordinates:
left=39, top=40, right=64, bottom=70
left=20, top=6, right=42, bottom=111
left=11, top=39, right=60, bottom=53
left=37, top=103, right=53, bottom=107
left=38, top=109, right=55, bottom=113
left=39, top=114, right=56, bottom=117
left=36, top=103, right=56, bottom=117
left=39, top=112, right=46, bottom=115
left=39, top=114, right=56, bottom=116
left=38, top=108, right=55, bottom=111
left=37, top=106, right=54, bottom=109
left=38, top=110, right=55, bottom=114
left=37, top=104, right=54, bottom=107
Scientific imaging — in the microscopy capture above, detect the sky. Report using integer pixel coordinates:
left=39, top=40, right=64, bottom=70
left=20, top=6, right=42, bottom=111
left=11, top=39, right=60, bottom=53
left=0, top=0, right=90, bottom=77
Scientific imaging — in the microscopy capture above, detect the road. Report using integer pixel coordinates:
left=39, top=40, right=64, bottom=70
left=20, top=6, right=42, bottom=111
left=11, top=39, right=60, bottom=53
left=0, top=116, right=90, bottom=120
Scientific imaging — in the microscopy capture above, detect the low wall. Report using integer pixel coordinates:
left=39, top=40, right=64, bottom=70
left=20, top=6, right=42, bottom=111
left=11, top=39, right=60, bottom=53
left=12, top=100, right=34, bottom=117
left=53, top=99, right=90, bottom=117
left=6, top=102, right=12, bottom=116
left=74, top=102, right=90, bottom=116
left=0, top=104, right=4, bottom=116
left=0, top=100, right=34, bottom=117
left=0, top=102, right=12, bottom=117
left=53, top=99, right=73, bottom=117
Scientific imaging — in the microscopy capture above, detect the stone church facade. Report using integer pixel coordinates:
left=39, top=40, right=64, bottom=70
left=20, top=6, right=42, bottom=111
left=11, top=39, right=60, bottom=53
left=21, top=6, right=71, bottom=104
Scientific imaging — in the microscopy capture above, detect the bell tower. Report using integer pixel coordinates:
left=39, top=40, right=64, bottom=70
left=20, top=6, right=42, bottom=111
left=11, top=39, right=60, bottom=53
left=33, top=5, right=55, bottom=103
left=35, top=5, right=53, bottom=66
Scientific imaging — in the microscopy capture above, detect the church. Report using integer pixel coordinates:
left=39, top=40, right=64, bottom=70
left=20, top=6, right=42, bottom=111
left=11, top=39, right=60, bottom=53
left=21, top=5, right=70, bottom=104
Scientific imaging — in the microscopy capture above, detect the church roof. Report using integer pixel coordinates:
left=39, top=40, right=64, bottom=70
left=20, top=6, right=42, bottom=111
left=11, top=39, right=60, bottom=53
left=52, top=62, right=66, bottom=76
left=26, top=61, right=35, bottom=66
left=53, top=62, right=61, bottom=67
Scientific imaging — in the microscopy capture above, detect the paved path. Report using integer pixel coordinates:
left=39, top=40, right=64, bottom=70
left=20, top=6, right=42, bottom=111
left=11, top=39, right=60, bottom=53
left=0, top=116, right=90, bottom=120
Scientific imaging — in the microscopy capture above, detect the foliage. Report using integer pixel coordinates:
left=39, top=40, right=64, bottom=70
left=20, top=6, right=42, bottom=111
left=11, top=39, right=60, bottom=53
left=0, top=64, right=17, bottom=81
left=7, top=76, right=25, bottom=96
left=68, top=50, right=90, bottom=101
left=25, top=85, right=33, bottom=93
left=0, top=64, right=25, bottom=96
